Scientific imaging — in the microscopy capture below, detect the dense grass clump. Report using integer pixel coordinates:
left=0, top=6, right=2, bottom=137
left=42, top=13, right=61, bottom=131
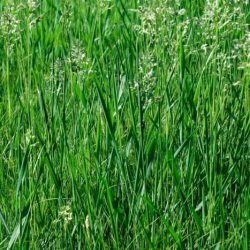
left=0, top=0, right=249, bottom=249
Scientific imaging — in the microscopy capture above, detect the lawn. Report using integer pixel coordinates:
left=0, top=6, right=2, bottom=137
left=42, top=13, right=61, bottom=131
left=0, top=0, right=249, bottom=249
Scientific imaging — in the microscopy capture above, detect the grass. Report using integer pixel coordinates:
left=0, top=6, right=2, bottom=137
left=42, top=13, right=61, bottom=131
left=0, top=0, right=249, bottom=249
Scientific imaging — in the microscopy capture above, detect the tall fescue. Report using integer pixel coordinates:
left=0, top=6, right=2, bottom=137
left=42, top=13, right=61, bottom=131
left=0, top=0, right=249, bottom=249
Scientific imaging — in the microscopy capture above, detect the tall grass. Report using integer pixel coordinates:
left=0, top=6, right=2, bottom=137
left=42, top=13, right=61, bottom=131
left=0, top=0, right=249, bottom=249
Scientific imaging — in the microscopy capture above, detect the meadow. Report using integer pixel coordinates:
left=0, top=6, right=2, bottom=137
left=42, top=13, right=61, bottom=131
left=0, top=0, right=249, bottom=249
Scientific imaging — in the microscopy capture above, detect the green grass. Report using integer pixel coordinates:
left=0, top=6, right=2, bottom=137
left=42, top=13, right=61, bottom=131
left=0, top=0, right=249, bottom=249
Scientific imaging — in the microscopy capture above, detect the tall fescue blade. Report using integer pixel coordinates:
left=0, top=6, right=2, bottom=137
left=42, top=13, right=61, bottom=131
left=0, top=208, right=10, bottom=234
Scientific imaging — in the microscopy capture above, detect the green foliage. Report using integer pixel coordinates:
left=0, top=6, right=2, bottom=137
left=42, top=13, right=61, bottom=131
left=0, top=0, right=249, bottom=249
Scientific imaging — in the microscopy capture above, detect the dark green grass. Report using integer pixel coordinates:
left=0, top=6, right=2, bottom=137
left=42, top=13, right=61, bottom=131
left=0, top=0, right=249, bottom=249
